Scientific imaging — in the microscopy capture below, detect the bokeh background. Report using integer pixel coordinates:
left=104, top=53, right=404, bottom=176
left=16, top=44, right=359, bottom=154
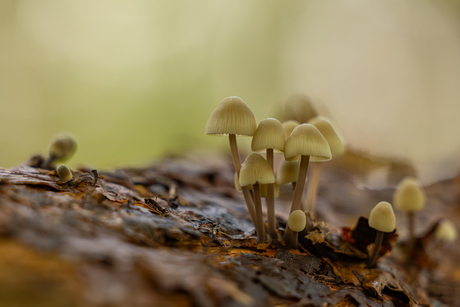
left=1, top=0, right=460, bottom=185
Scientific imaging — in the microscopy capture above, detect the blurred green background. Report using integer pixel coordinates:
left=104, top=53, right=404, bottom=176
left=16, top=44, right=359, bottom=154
left=1, top=0, right=460, bottom=184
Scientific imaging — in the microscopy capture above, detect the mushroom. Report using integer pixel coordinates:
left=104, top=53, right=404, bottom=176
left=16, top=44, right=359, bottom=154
left=206, top=97, right=258, bottom=226
left=435, top=219, right=457, bottom=243
left=56, top=164, right=73, bottom=182
left=306, top=116, right=345, bottom=213
left=251, top=118, right=285, bottom=240
left=287, top=210, right=307, bottom=249
left=367, top=201, right=396, bottom=268
left=282, top=94, right=317, bottom=123
left=281, top=120, right=300, bottom=140
left=283, top=124, right=331, bottom=246
left=46, top=134, right=78, bottom=167
left=393, top=177, right=425, bottom=241
left=239, top=153, right=276, bottom=243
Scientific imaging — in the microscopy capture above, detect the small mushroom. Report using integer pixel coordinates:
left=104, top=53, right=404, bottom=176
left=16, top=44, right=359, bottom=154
left=206, top=97, right=257, bottom=226
left=239, top=153, right=276, bottom=243
left=251, top=118, right=285, bottom=240
left=283, top=124, right=331, bottom=246
left=46, top=134, right=78, bottom=167
left=393, top=177, right=425, bottom=241
left=281, top=120, right=300, bottom=140
left=435, top=219, right=457, bottom=243
left=367, top=201, right=396, bottom=268
left=287, top=210, right=307, bottom=249
left=306, top=116, right=345, bottom=213
left=56, top=164, right=73, bottom=182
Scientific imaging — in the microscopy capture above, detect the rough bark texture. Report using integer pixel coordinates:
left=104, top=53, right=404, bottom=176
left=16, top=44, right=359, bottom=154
left=0, top=152, right=459, bottom=307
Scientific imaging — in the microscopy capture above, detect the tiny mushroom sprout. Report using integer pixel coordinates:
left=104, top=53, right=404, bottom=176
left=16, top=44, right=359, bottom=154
left=206, top=96, right=258, bottom=227
left=281, top=120, right=300, bottom=140
left=56, top=164, right=73, bottom=182
left=393, top=176, right=426, bottom=241
left=47, top=134, right=78, bottom=166
left=283, top=124, right=331, bottom=247
left=251, top=118, right=285, bottom=240
left=435, top=219, right=457, bottom=243
left=288, top=210, right=307, bottom=249
left=306, top=116, right=346, bottom=213
left=239, top=153, right=276, bottom=243
left=367, top=201, right=396, bottom=268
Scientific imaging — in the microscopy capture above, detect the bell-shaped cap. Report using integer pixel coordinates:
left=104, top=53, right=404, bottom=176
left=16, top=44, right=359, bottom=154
left=393, top=177, right=426, bottom=212
left=206, top=96, right=256, bottom=136
left=251, top=118, right=285, bottom=152
left=260, top=182, right=280, bottom=198
left=234, top=172, right=253, bottom=192
left=282, top=120, right=300, bottom=140
left=288, top=210, right=307, bottom=232
left=57, top=164, right=73, bottom=182
left=283, top=94, right=317, bottom=123
left=284, top=124, right=331, bottom=162
left=368, top=201, right=396, bottom=233
left=276, top=158, right=300, bottom=185
left=308, top=116, right=345, bottom=158
left=50, top=134, right=77, bottom=161
left=435, top=219, right=457, bottom=242
left=239, top=153, right=275, bottom=187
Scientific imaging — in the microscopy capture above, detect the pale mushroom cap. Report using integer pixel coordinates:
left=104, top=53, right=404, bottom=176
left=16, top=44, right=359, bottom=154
left=276, top=158, right=300, bottom=185
left=50, top=134, right=77, bottom=160
left=239, top=153, right=275, bottom=187
left=393, top=177, right=426, bottom=212
left=283, top=94, right=317, bottom=123
left=205, top=96, right=256, bottom=136
left=56, top=164, right=73, bottom=182
left=284, top=124, right=332, bottom=162
left=368, top=201, right=396, bottom=233
left=288, top=210, right=307, bottom=232
left=282, top=120, right=300, bottom=140
left=308, top=116, right=345, bottom=158
left=260, top=182, right=280, bottom=198
left=234, top=172, right=252, bottom=192
left=435, top=219, right=458, bottom=242
left=251, top=118, right=285, bottom=152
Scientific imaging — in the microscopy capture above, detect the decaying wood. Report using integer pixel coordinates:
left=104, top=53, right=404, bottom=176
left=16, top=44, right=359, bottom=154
left=0, top=153, right=459, bottom=307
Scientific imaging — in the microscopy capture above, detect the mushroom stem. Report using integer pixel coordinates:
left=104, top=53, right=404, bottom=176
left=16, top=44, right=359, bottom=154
left=229, top=134, right=242, bottom=175
left=408, top=212, right=415, bottom=241
left=306, top=162, right=322, bottom=213
left=242, top=186, right=258, bottom=228
left=284, top=155, right=311, bottom=246
left=253, top=183, right=266, bottom=243
left=367, top=231, right=384, bottom=268
left=266, top=148, right=277, bottom=240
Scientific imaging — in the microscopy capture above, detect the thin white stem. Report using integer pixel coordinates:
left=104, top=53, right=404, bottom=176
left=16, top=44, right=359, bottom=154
left=253, top=183, right=266, bottom=243
left=306, top=162, right=322, bottom=213
left=266, top=148, right=277, bottom=240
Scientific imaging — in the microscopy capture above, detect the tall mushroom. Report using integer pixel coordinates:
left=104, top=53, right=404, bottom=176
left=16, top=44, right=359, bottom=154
left=393, top=177, right=425, bottom=241
left=283, top=124, right=331, bottom=246
left=251, top=118, right=285, bottom=240
left=239, top=153, right=276, bottom=243
left=367, top=201, right=396, bottom=268
left=206, top=97, right=258, bottom=226
left=306, top=116, right=345, bottom=213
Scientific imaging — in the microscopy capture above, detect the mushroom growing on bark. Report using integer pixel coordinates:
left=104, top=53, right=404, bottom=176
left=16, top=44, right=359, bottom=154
left=57, top=164, right=73, bottom=182
left=435, top=219, right=457, bottom=243
left=46, top=134, right=78, bottom=167
left=393, top=177, right=425, bottom=241
left=206, top=97, right=258, bottom=226
left=287, top=210, right=307, bottom=249
left=306, top=116, right=345, bottom=213
left=283, top=124, right=331, bottom=247
left=251, top=118, right=285, bottom=240
left=367, top=201, right=396, bottom=267
left=239, top=153, right=276, bottom=243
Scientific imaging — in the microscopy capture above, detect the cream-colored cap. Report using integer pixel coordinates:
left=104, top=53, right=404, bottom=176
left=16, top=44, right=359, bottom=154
left=57, top=164, right=73, bottom=182
left=239, top=153, right=275, bottom=187
left=283, top=94, right=317, bottom=123
left=276, top=158, right=300, bottom=185
left=435, top=219, right=457, bottom=242
left=393, top=177, right=426, bottom=212
left=282, top=120, right=300, bottom=140
left=50, top=134, right=77, bottom=161
left=234, top=172, right=253, bottom=192
left=308, top=116, right=345, bottom=158
left=251, top=118, right=285, bottom=152
left=205, top=96, right=256, bottom=136
left=368, top=201, right=396, bottom=233
left=260, top=182, right=280, bottom=198
left=288, top=210, right=307, bottom=232
left=284, top=124, right=332, bottom=162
